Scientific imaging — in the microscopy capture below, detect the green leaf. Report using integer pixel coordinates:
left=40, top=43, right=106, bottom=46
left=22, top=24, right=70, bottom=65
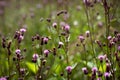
left=26, top=62, right=38, bottom=74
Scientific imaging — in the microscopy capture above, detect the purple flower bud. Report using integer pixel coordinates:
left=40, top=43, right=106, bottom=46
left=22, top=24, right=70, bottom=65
left=0, top=77, right=7, bottom=80
left=98, top=55, right=105, bottom=62
left=66, top=66, right=72, bottom=74
left=85, top=30, right=90, bottom=37
left=82, top=67, right=88, bottom=74
left=92, top=67, right=97, bottom=73
left=32, top=53, right=39, bottom=63
left=43, top=37, right=49, bottom=44
left=104, top=72, right=110, bottom=78
left=117, top=45, right=120, bottom=51
left=52, top=22, right=57, bottom=28
left=64, top=24, right=70, bottom=32
left=97, top=78, right=102, bottom=80
left=15, top=49, right=21, bottom=54
left=107, top=36, right=112, bottom=40
left=78, top=35, right=85, bottom=43
left=44, top=50, right=50, bottom=57
left=20, top=28, right=26, bottom=33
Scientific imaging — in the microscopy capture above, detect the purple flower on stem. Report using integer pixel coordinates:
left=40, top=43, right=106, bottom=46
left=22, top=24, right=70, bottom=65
left=117, top=45, right=120, bottom=51
left=52, top=22, right=57, bottom=28
left=82, top=67, right=88, bottom=74
left=66, top=66, right=72, bottom=74
left=44, top=49, right=50, bottom=57
left=104, top=72, right=110, bottom=78
left=92, top=67, right=97, bottom=73
left=0, top=77, right=7, bottom=80
left=20, top=28, right=26, bottom=33
left=15, top=49, right=21, bottom=55
left=98, top=55, right=105, bottom=62
left=32, top=53, right=39, bottom=63
left=58, top=42, right=64, bottom=48
left=78, top=35, right=85, bottom=43
left=85, top=30, right=90, bottom=37
left=43, top=37, right=49, bottom=44
left=64, top=24, right=70, bottom=32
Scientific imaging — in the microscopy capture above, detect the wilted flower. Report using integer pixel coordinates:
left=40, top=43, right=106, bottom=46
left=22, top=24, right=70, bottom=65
left=82, top=67, right=88, bottom=74
left=66, top=66, right=72, bottom=74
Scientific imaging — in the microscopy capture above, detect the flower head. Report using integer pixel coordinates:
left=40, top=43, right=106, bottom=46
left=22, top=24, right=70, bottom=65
left=52, top=22, right=57, bottom=28
left=43, top=37, right=49, bottom=44
left=98, top=55, right=105, bottom=62
left=92, top=67, right=97, bottom=73
left=0, top=77, right=7, bottom=80
left=78, top=35, right=85, bottom=43
left=32, top=53, right=39, bottom=63
left=44, top=49, right=50, bottom=57
left=64, top=24, right=70, bottom=32
left=82, top=67, right=88, bottom=74
left=20, top=28, right=26, bottom=33
left=66, top=66, right=72, bottom=74
left=15, top=49, right=21, bottom=55
left=117, top=45, right=120, bottom=51
left=85, top=30, right=90, bottom=37
left=104, top=72, right=110, bottom=78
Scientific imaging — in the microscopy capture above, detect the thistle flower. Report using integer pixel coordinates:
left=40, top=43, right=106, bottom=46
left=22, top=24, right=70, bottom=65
left=32, top=53, right=39, bottom=63
left=0, top=77, right=7, bottom=80
left=66, top=66, right=72, bottom=74
left=44, top=49, right=50, bottom=57
left=82, top=67, right=88, bottom=74
left=98, top=55, right=105, bottom=63
left=15, top=49, right=21, bottom=55
left=92, top=67, right=97, bottom=74
left=85, top=30, right=90, bottom=37
left=104, top=72, right=110, bottom=78
left=78, top=35, right=85, bottom=43
left=117, top=45, right=120, bottom=51
left=52, top=22, right=57, bottom=28
left=20, top=28, right=26, bottom=33
left=64, top=24, right=70, bottom=32
left=43, top=37, right=49, bottom=44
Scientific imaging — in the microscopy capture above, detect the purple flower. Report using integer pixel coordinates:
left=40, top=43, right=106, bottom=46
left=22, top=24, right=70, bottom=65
left=32, top=53, right=39, bottom=63
left=78, top=35, right=85, bottom=43
left=107, top=36, right=112, bottom=40
left=97, top=78, right=102, bottom=80
left=20, top=28, right=26, bottom=33
left=117, top=45, right=120, bottom=51
left=15, top=49, right=21, bottom=54
left=104, top=72, right=110, bottom=78
left=82, top=67, right=88, bottom=74
left=66, top=66, right=72, bottom=74
left=0, top=77, right=7, bottom=80
left=52, top=22, right=57, bottom=28
left=92, top=67, right=97, bottom=73
left=64, top=24, right=70, bottom=32
left=85, top=30, right=90, bottom=37
left=44, top=49, right=50, bottom=57
left=98, top=55, right=105, bottom=62
left=43, top=37, right=49, bottom=44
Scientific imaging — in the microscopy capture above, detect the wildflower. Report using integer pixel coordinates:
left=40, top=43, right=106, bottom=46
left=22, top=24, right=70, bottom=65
left=58, top=42, right=64, bottom=48
left=44, top=49, right=50, bottom=57
left=104, top=72, right=110, bottom=79
left=43, top=37, right=49, bottom=44
left=85, top=30, right=90, bottom=37
left=117, top=45, right=120, bottom=51
left=82, top=67, right=88, bottom=75
left=66, top=66, right=72, bottom=74
left=52, top=22, right=57, bottom=28
left=20, top=28, right=26, bottom=33
left=0, top=77, right=7, bottom=80
left=78, top=35, right=85, bottom=43
left=98, top=55, right=105, bottom=63
left=15, top=49, right=21, bottom=55
left=92, top=67, right=97, bottom=74
left=32, top=53, right=39, bottom=63
left=97, top=77, right=102, bottom=80
left=107, top=36, right=112, bottom=40
left=64, top=24, right=70, bottom=32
